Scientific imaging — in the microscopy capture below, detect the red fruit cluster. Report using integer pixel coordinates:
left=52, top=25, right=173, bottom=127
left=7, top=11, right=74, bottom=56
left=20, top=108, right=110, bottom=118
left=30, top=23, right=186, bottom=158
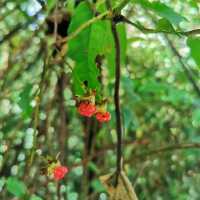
left=96, top=111, right=111, bottom=122
left=78, top=102, right=96, bottom=117
left=53, top=165, right=69, bottom=181
left=76, top=92, right=111, bottom=123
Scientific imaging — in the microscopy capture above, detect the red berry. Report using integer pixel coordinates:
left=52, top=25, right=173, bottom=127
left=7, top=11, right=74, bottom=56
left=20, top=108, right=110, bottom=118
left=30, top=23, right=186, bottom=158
left=53, top=166, right=68, bottom=181
left=78, top=102, right=96, bottom=117
left=96, top=111, right=111, bottom=122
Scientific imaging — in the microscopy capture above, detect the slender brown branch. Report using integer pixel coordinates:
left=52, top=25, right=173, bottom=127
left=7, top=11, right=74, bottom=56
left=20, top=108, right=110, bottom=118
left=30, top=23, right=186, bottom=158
left=71, top=139, right=149, bottom=169
left=29, top=46, right=48, bottom=166
left=165, top=36, right=200, bottom=97
left=70, top=141, right=200, bottom=170
left=184, top=29, right=200, bottom=36
left=112, top=21, right=123, bottom=180
left=133, top=143, right=200, bottom=160
left=59, top=10, right=110, bottom=44
left=121, top=15, right=200, bottom=36
left=106, top=0, right=123, bottom=184
left=0, top=11, right=41, bottom=45
left=142, top=10, right=200, bottom=97
left=59, top=0, right=130, bottom=44
left=114, top=0, right=131, bottom=13
left=57, top=70, right=68, bottom=162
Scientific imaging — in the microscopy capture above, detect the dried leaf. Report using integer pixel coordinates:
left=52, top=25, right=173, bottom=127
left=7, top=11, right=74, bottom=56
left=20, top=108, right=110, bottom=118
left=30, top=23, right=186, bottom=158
left=100, top=171, right=138, bottom=200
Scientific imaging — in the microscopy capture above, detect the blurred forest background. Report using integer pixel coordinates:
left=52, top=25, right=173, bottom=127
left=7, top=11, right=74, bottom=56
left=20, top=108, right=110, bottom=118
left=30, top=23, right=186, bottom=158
left=0, top=0, right=200, bottom=199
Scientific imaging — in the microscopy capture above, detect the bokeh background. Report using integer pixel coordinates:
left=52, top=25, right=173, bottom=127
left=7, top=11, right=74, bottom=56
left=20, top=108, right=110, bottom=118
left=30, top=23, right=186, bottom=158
left=0, top=0, right=200, bottom=199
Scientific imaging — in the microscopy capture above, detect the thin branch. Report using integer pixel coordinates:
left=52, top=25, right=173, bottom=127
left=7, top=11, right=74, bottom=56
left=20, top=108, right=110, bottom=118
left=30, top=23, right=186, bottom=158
left=165, top=36, right=200, bottom=97
left=0, top=11, right=41, bottom=45
left=184, top=29, right=200, bottom=36
left=59, top=10, right=110, bottom=43
left=0, top=24, right=24, bottom=45
left=29, top=47, right=49, bottom=166
left=106, top=0, right=123, bottom=184
left=112, top=21, right=123, bottom=182
left=54, top=2, right=58, bottom=42
left=121, top=15, right=200, bottom=36
left=57, top=69, right=68, bottom=162
left=70, top=141, right=200, bottom=170
left=70, top=140, right=149, bottom=169
left=114, top=0, right=131, bottom=13
left=133, top=143, right=200, bottom=159
left=141, top=10, right=200, bottom=97
left=59, top=0, right=130, bottom=44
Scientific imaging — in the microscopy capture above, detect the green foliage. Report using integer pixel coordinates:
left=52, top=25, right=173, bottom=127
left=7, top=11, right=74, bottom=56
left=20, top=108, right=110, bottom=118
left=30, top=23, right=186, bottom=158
left=68, top=2, right=99, bottom=94
left=18, top=84, right=33, bottom=119
left=155, top=18, right=176, bottom=33
left=6, top=177, right=27, bottom=197
left=187, top=37, right=200, bottom=67
left=135, top=0, right=186, bottom=25
left=30, top=195, right=43, bottom=200
left=0, top=0, right=200, bottom=200
left=68, top=2, right=126, bottom=94
left=91, top=179, right=106, bottom=193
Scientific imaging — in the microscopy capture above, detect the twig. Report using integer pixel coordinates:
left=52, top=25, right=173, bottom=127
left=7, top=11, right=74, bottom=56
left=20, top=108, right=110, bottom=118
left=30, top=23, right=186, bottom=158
left=141, top=10, right=200, bottom=97
left=106, top=0, right=123, bottom=185
left=114, top=0, right=131, bottom=13
left=165, top=36, right=200, bottom=97
left=29, top=47, right=49, bottom=166
left=54, top=2, right=58, bottom=42
left=112, top=20, right=123, bottom=183
left=59, top=10, right=110, bottom=43
left=133, top=143, right=200, bottom=159
left=133, top=162, right=149, bottom=187
left=59, top=0, right=130, bottom=44
left=0, top=11, right=41, bottom=45
left=70, top=141, right=200, bottom=170
left=57, top=69, right=68, bottom=162
left=70, top=139, right=149, bottom=169
left=121, top=15, right=200, bottom=36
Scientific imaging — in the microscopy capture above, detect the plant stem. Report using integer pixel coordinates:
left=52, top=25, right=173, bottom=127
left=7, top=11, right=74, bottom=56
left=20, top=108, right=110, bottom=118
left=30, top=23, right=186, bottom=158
left=165, top=36, right=200, bottom=97
left=121, top=15, right=200, bottom=36
left=59, top=0, right=130, bottom=44
left=106, top=1, right=123, bottom=183
left=29, top=47, right=48, bottom=166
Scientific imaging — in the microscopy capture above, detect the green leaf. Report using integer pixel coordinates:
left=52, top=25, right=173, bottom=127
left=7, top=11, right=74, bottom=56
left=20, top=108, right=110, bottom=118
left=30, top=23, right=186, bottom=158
left=187, top=37, right=200, bottom=67
left=46, top=0, right=56, bottom=11
left=155, top=18, right=176, bottom=33
left=91, top=179, right=106, bottom=193
left=68, top=2, right=99, bottom=94
left=68, top=2, right=126, bottom=94
left=88, top=162, right=99, bottom=173
left=6, top=177, right=27, bottom=197
left=188, top=0, right=199, bottom=9
left=18, top=84, right=33, bottom=119
left=135, top=0, right=186, bottom=25
left=68, top=2, right=93, bottom=61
